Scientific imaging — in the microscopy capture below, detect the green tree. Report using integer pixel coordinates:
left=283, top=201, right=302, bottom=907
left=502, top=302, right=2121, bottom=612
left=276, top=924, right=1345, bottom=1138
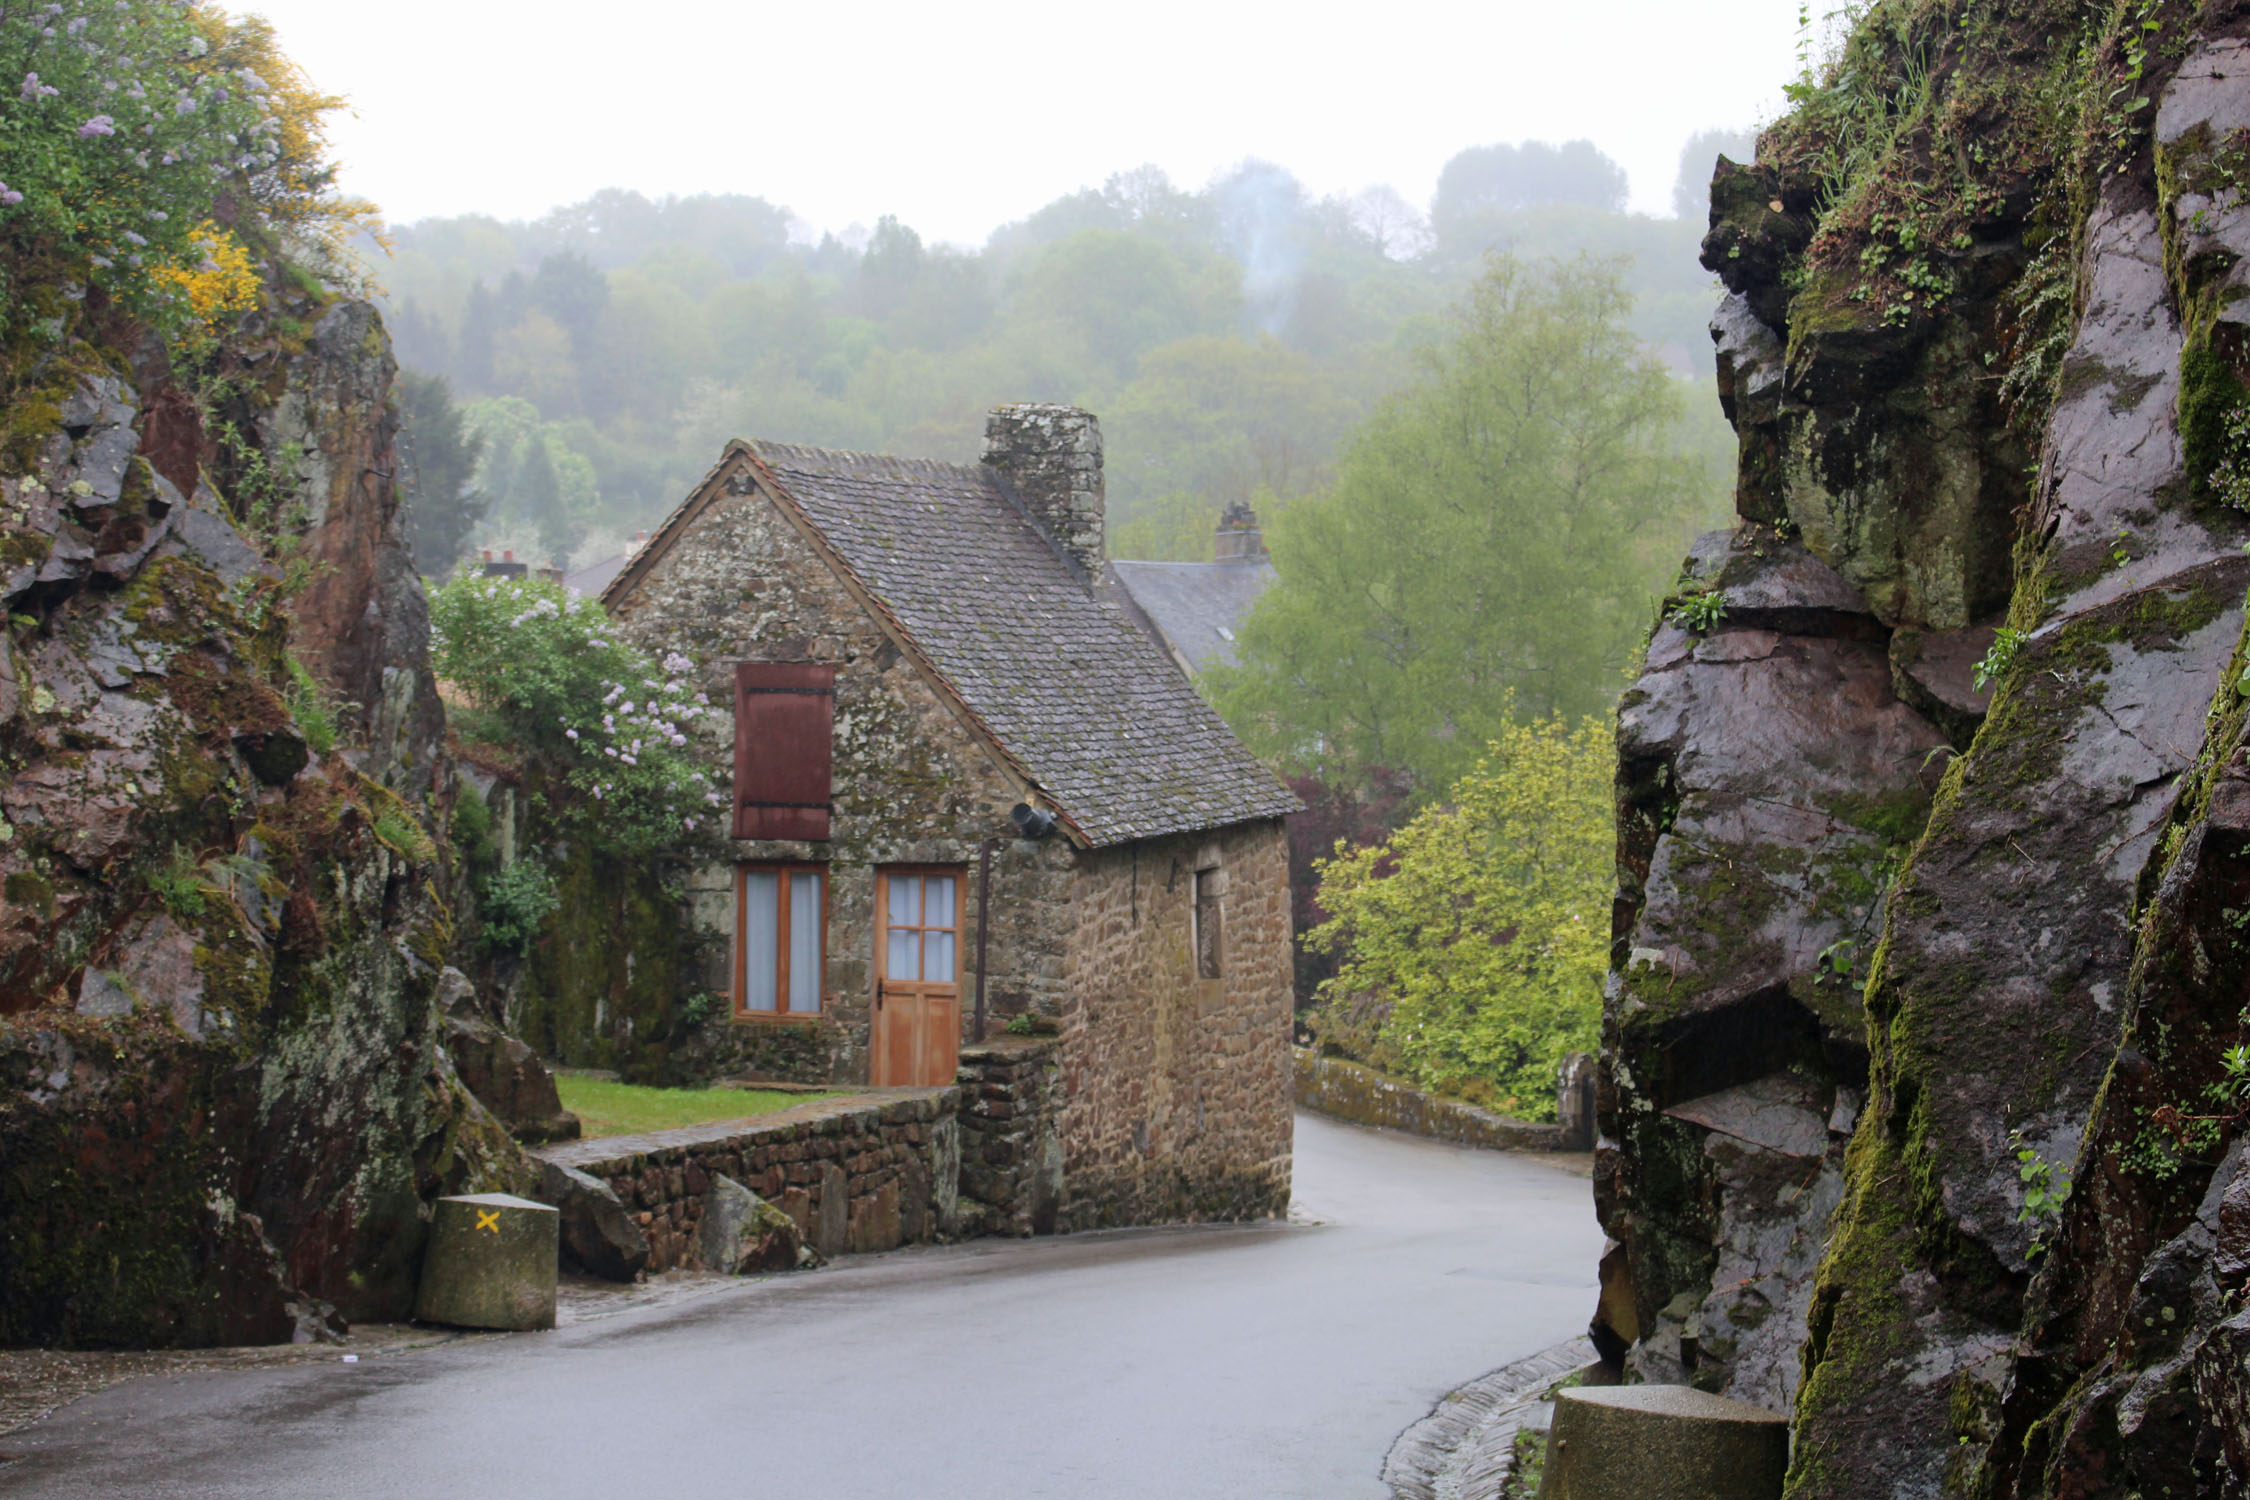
left=1431, top=140, right=1630, bottom=253
left=397, top=371, right=488, bottom=576
left=1307, top=710, right=1609, bottom=1120
left=1104, top=335, right=1357, bottom=522
left=1211, top=251, right=1706, bottom=796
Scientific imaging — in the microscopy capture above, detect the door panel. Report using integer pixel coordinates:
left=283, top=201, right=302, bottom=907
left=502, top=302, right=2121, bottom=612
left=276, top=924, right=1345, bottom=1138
left=871, top=870, right=963, bottom=1087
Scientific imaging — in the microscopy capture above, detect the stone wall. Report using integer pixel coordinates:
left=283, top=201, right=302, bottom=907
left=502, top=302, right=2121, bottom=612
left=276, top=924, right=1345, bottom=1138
left=1293, top=1051, right=1575, bottom=1152
left=532, top=1041, right=1081, bottom=1269
left=536, top=1090, right=960, bottom=1271
left=955, top=1036, right=1063, bottom=1236
left=1058, top=819, right=1293, bottom=1227
left=605, top=467, right=1079, bottom=1085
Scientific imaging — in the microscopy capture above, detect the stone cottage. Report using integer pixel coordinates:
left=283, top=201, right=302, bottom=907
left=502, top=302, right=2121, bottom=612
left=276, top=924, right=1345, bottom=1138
left=600, top=405, right=1300, bottom=1226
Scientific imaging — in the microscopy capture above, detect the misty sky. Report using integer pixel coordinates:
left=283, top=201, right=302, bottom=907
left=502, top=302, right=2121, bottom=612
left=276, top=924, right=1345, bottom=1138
left=245, top=0, right=1806, bottom=242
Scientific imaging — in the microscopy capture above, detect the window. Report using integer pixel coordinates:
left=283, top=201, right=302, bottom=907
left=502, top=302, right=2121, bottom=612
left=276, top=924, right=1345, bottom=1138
left=879, top=871, right=959, bottom=986
left=737, top=865, right=825, bottom=1016
left=1194, top=867, right=1223, bottom=979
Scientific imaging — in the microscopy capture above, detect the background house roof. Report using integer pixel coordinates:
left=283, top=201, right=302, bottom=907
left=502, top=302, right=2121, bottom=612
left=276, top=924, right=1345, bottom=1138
left=1110, top=558, right=1278, bottom=675
left=619, top=440, right=1298, bottom=847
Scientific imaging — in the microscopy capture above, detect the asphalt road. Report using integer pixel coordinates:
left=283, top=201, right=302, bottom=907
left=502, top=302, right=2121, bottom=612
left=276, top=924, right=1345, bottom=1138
left=0, top=1111, right=1600, bottom=1499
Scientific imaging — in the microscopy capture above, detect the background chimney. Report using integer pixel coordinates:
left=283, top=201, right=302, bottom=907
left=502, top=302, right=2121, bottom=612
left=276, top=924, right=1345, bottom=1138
left=1214, top=499, right=1267, bottom=563
left=983, top=404, right=1104, bottom=579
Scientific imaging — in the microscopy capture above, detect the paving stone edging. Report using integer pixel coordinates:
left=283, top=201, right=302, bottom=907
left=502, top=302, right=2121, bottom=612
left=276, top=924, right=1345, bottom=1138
left=1383, top=1336, right=1596, bottom=1500
left=1295, top=1050, right=1577, bottom=1151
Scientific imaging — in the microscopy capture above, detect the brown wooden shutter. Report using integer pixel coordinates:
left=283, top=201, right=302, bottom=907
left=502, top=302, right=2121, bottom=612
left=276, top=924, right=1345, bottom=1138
left=733, top=663, right=835, bottom=841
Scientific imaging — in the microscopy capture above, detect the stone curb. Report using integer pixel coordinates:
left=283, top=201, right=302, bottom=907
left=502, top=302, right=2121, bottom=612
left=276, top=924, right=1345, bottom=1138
left=1383, top=1336, right=1597, bottom=1500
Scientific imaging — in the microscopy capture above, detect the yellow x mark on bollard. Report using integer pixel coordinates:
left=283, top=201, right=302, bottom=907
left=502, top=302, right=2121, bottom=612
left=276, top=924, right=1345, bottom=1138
left=475, top=1209, right=501, bottom=1234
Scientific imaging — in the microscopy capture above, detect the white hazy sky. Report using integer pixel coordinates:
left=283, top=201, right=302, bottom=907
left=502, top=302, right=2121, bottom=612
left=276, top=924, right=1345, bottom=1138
left=240, top=0, right=1807, bottom=244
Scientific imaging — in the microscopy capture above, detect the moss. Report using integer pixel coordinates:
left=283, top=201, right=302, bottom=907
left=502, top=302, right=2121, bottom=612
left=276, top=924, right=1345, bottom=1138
left=4, top=870, right=54, bottom=917
left=119, top=554, right=239, bottom=648
left=511, top=832, right=688, bottom=1081
left=2178, top=335, right=2250, bottom=506
left=1788, top=1124, right=1922, bottom=1494
left=0, top=1013, right=277, bottom=1347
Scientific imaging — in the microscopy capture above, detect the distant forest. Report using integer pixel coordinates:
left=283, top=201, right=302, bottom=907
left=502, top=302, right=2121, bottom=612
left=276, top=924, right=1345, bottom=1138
left=375, top=131, right=1752, bottom=573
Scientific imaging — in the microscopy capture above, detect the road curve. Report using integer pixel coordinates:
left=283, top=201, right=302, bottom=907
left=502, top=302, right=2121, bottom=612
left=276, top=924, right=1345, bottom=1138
left=1, top=1111, right=1600, bottom=1499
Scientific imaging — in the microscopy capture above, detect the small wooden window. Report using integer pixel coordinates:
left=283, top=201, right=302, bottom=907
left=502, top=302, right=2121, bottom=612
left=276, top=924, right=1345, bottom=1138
left=736, top=864, right=825, bottom=1017
left=733, top=663, right=835, bottom=841
left=1193, top=867, right=1223, bottom=979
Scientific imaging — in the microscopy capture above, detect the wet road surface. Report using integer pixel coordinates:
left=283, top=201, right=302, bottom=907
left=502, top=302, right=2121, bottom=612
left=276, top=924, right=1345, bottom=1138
left=0, top=1111, right=1599, bottom=1499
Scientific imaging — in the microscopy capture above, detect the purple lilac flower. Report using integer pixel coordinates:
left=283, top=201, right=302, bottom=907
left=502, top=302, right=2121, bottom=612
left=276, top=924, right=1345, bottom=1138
left=21, top=73, right=58, bottom=101
left=78, top=115, right=116, bottom=138
left=0, top=184, right=22, bottom=207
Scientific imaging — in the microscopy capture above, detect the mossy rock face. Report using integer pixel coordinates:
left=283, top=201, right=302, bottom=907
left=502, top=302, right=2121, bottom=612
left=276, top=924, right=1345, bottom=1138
left=1598, top=528, right=1947, bottom=1405
left=1975, top=660, right=2250, bottom=1494
left=1628, top=9, right=2250, bottom=1496
left=0, top=311, right=529, bottom=1347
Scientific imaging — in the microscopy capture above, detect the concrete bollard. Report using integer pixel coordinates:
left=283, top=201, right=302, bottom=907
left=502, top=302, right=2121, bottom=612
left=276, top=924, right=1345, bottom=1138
left=414, top=1193, right=559, bottom=1331
left=1536, top=1384, right=1789, bottom=1500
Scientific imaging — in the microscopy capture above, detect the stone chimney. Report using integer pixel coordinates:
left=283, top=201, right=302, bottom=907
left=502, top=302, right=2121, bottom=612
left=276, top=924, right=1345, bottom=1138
left=983, top=404, right=1104, bottom=579
left=1214, top=499, right=1267, bottom=563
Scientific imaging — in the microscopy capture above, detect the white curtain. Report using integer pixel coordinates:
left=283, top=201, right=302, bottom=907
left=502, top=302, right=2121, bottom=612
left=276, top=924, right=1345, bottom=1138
left=742, top=871, right=779, bottom=1010
left=788, top=871, right=822, bottom=1012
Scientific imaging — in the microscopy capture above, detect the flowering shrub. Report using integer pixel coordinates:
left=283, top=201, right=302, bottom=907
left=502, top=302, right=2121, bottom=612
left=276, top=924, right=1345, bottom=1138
left=0, top=3, right=368, bottom=343
left=1304, top=708, right=1610, bottom=1121
left=429, top=574, right=722, bottom=859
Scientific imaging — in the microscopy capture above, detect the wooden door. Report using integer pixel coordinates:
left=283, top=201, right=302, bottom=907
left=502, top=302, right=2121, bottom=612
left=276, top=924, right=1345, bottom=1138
left=871, top=870, right=963, bottom=1086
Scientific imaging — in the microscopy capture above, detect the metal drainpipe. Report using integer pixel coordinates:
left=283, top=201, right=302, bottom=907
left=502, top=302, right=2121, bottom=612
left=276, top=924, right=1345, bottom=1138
left=973, top=836, right=997, bottom=1042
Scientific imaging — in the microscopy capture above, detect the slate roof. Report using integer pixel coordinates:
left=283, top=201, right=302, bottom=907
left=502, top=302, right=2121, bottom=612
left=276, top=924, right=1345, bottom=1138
left=612, top=441, right=1297, bottom=848
left=564, top=553, right=629, bottom=598
left=1110, top=558, right=1277, bottom=673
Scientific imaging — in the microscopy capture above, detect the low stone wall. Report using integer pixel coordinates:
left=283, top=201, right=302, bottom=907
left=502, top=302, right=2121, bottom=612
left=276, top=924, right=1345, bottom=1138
left=1293, top=1050, right=1577, bottom=1151
left=535, top=1089, right=959, bottom=1272
left=955, top=1036, right=1064, bottom=1237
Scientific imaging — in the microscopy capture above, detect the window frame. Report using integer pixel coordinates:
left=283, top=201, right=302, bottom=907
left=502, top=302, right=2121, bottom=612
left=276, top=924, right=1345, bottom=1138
left=733, top=862, right=829, bottom=1021
left=873, top=866, right=966, bottom=995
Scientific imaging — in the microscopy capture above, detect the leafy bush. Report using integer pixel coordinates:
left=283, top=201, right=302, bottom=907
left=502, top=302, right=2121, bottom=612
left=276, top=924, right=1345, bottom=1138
left=0, top=4, right=368, bottom=346
left=1304, top=708, right=1610, bottom=1120
left=479, top=858, right=559, bottom=956
left=428, top=573, right=720, bottom=857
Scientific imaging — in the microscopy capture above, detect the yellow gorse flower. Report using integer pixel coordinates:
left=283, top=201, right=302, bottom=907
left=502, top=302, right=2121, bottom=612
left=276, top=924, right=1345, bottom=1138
left=149, top=224, right=261, bottom=327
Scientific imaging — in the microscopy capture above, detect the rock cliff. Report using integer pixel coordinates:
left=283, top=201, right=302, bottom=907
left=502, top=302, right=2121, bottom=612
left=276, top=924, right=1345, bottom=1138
left=1600, top=2, right=2250, bottom=1494
left=0, top=277, right=524, bottom=1345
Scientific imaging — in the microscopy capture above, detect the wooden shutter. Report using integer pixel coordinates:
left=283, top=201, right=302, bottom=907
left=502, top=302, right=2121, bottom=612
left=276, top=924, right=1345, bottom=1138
left=733, top=663, right=835, bottom=841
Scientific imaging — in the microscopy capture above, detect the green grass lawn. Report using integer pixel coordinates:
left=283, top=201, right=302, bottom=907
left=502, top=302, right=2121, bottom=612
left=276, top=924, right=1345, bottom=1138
left=554, top=1075, right=824, bottom=1139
